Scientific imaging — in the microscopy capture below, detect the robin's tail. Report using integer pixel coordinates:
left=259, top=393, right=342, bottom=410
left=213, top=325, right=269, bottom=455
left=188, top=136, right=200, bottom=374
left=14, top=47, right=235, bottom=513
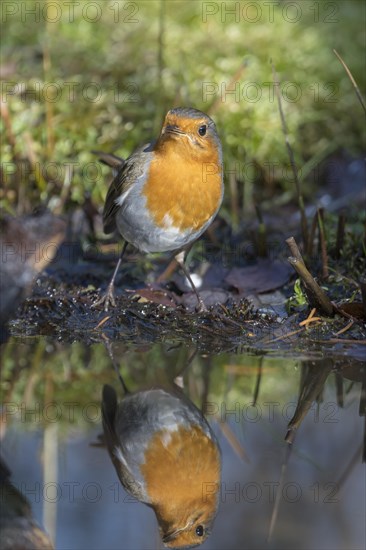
left=92, top=151, right=125, bottom=175
left=101, top=384, right=119, bottom=453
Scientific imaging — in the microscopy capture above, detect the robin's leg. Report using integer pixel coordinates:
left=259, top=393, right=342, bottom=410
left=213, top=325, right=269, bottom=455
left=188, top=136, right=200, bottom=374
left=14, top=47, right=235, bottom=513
left=93, top=241, right=129, bottom=311
left=174, top=251, right=207, bottom=312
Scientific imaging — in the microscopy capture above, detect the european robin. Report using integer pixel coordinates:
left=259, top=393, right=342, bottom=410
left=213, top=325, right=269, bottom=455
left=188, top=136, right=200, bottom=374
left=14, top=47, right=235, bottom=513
left=102, top=382, right=221, bottom=548
left=93, top=107, right=223, bottom=311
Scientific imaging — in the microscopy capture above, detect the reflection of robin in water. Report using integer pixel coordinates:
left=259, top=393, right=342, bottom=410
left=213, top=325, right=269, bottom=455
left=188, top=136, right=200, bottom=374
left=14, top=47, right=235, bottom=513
left=93, top=107, right=223, bottom=311
left=102, top=377, right=221, bottom=548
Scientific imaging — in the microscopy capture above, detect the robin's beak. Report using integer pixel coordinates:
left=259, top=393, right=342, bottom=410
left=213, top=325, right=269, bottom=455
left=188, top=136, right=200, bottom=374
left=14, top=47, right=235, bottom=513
left=162, top=520, right=203, bottom=548
left=163, top=124, right=185, bottom=136
left=162, top=524, right=187, bottom=544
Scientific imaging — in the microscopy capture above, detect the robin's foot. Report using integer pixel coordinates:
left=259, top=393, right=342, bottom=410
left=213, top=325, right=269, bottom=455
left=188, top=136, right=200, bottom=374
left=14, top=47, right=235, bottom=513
left=92, top=283, right=116, bottom=311
left=195, top=297, right=207, bottom=313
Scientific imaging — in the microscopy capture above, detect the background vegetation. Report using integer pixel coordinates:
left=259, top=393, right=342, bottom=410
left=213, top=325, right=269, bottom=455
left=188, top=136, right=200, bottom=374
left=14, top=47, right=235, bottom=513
left=1, top=0, right=365, bottom=218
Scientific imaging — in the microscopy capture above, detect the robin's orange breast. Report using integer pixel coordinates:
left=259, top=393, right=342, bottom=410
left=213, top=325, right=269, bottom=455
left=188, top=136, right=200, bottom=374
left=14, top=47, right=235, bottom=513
left=140, top=425, right=221, bottom=524
left=143, top=143, right=223, bottom=233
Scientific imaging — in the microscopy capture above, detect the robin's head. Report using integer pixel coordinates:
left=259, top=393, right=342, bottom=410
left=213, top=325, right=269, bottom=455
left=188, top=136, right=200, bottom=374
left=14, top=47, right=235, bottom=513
left=157, top=107, right=222, bottom=163
left=158, top=499, right=219, bottom=549
left=142, top=422, right=221, bottom=549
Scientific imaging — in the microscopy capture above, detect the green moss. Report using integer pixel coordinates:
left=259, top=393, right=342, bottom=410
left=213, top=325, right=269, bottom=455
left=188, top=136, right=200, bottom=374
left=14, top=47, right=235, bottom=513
left=1, top=0, right=365, bottom=213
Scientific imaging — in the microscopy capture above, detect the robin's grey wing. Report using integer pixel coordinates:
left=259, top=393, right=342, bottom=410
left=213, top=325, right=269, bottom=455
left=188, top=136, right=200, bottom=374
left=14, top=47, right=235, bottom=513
left=101, top=385, right=148, bottom=502
left=102, top=143, right=153, bottom=234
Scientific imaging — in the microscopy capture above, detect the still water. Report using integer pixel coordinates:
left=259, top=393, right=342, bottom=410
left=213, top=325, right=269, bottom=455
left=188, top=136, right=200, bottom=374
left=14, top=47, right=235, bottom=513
left=1, top=338, right=365, bottom=550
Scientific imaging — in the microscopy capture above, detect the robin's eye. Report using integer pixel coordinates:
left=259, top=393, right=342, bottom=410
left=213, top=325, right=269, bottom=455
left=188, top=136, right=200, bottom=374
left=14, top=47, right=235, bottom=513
left=198, top=125, right=207, bottom=136
left=195, top=525, right=204, bottom=537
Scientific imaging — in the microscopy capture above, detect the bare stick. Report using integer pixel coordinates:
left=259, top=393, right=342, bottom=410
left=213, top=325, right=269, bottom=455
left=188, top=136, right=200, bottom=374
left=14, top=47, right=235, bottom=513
left=154, top=0, right=166, bottom=130
left=0, top=98, right=21, bottom=163
left=335, top=373, right=344, bottom=408
left=217, top=419, right=250, bottom=464
left=307, top=210, right=318, bottom=258
left=208, top=58, right=248, bottom=115
left=317, top=208, right=329, bottom=279
left=286, top=361, right=332, bottom=443
left=43, top=14, right=55, bottom=158
left=285, top=236, right=303, bottom=261
left=286, top=237, right=334, bottom=315
left=333, top=49, right=366, bottom=115
left=255, top=203, right=267, bottom=257
left=287, top=257, right=334, bottom=316
left=335, top=213, right=346, bottom=259
left=252, top=357, right=263, bottom=406
left=336, top=443, right=364, bottom=488
left=360, top=278, right=366, bottom=319
left=267, top=444, right=292, bottom=543
left=229, top=171, right=239, bottom=228
left=272, top=62, right=308, bottom=249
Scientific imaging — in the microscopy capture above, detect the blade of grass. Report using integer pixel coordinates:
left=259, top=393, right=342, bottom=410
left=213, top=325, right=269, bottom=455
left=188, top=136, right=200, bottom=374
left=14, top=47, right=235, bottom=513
left=271, top=61, right=308, bottom=249
left=333, top=49, right=366, bottom=114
